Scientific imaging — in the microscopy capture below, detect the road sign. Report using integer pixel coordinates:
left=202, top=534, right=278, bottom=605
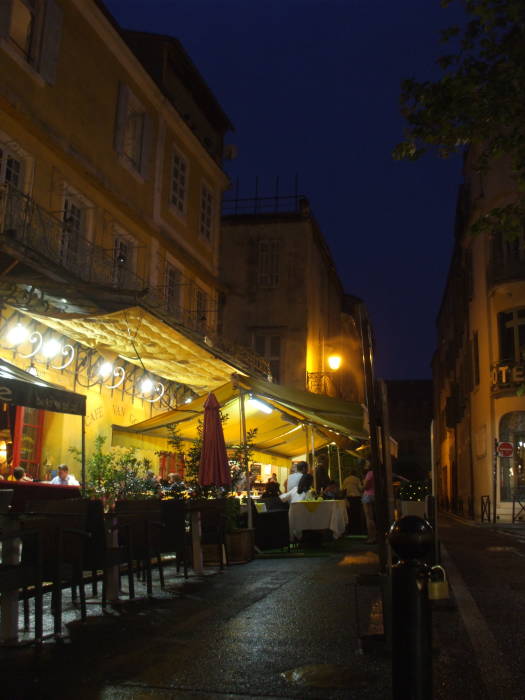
left=497, top=441, right=514, bottom=458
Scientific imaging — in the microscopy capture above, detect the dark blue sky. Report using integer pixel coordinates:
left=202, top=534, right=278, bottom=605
left=105, top=0, right=465, bottom=380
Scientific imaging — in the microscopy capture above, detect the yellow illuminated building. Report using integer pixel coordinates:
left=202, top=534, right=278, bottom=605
left=433, top=147, right=525, bottom=522
left=220, top=197, right=369, bottom=404
left=0, top=0, right=266, bottom=479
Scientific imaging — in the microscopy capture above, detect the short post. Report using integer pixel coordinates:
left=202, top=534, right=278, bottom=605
left=388, top=515, right=433, bottom=700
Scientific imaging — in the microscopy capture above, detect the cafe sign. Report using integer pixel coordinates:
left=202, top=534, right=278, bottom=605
left=491, top=362, right=525, bottom=394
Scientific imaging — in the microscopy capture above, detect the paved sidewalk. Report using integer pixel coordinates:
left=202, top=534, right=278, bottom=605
left=0, top=532, right=490, bottom=700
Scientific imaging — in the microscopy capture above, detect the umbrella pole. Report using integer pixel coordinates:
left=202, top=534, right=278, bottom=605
left=239, top=389, right=252, bottom=529
left=337, top=445, right=342, bottom=489
left=310, top=426, right=316, bottom=491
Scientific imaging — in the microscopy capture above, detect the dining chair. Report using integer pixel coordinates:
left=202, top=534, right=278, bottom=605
left=160, top=499, right=189, bottom=578
left=24, top=499, right=90, bottom=638
left=85, top=499, right=135, bottom=607
left=115, top=500, right=164, bottom=597
left=200, top=500, right=228, bottom=569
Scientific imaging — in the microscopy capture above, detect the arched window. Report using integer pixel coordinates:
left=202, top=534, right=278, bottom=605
left=499, top=412, right=525, bottom=501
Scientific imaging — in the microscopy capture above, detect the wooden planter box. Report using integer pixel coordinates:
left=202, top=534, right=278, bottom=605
left=226, top=528, right=254, bottom=564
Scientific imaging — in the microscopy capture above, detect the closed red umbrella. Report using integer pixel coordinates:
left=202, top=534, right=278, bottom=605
left=199, top=392, right=231, bottom=487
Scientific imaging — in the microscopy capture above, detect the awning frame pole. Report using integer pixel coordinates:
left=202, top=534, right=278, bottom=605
left=238, top=389, right=252, bottom=529
left=337, top=445, right=342, bottom=489
left=81, top=414, right=86, bottom=495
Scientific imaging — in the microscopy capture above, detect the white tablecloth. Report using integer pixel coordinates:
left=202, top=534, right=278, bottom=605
left=289, top=500, right=348, bottom=540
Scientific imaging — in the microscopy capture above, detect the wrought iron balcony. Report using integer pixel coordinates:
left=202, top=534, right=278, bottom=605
left=0, top=184, right=270, bottom=379
left=0, top=183, right=145, bottom=293
left=487, top=255, right=525, bottom=288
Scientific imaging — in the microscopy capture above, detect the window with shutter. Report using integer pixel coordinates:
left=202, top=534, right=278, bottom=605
left=114, top=84, right=152, bottom=178
left=253, top=333, right=281, bottom=382
left=199, top=184, right=213, bottom=240
left=61, top=192, right=85, bottom=273
left=0, top=145, right=23, bottom=188
left=112, top=234, right=136, bottom=289
left=170, top=149, right=187, bottom=214
left=0, top=0, right=62, bottom=84
left=257, top=239, right=280, bottom=288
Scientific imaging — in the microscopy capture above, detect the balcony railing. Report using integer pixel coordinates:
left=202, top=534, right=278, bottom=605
left=487, top=256, right=525, bottom=288
left=0, top=183, right=145, bottom=292
left=0, top=184, right=270, bottom=378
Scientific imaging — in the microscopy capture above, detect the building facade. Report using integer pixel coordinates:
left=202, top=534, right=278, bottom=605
left=220, top=197, right=367, bottom=404
left=386, top=379, right=432, bottom=481
left=0, top=0, right=265, bottom=479
left=433, top=146, right=525, bottom=521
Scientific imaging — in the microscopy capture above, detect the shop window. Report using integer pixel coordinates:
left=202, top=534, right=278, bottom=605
left=0, top=144, right=23, bottom=188
left=114, top=83, right=153, bottom=178
left=257, top=239, right=279, bottom=288
left=199, top=184, right=213, bottom=241
left=170, top=148, right=187, bottom=215
left=498, top=308, right=525, bottom=362
left=0, top=0, right=62, bottom=83
left=165, top=263, right=182, bottom=317
left=499, top=412, right=525, bottom=501
left=254, top=333, right=281, bottom=382
left=12, top=406, right=44, bottom=480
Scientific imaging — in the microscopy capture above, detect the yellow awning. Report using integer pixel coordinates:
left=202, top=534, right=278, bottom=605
left=114, top=376, right=368, bottom=460
left=18, top=306, right=246, bottom=394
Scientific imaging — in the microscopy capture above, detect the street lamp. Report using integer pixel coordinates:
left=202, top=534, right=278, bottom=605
left=327, top=354, right=342, bottom=371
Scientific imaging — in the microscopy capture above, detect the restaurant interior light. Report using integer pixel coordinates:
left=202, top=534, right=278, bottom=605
left=7, top=324, right=29, bottom=346
left=248, top=397, right=273, bottom=414
left=42, top=338, right=61, bottom=359
left=327, top=354, right=342, bottom=370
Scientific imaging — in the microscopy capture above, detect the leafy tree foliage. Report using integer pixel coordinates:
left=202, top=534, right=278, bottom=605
left=393, top=0, right=525, bottom=237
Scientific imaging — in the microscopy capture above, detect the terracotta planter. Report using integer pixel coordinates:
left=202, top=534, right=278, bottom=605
left=226, top=528, right=254, bottom=563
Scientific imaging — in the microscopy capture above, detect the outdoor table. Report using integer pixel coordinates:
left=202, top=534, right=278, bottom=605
left=288, top=500, right=348, bottom=540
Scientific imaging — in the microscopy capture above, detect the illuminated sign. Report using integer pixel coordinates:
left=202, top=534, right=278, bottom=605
left=491, top=362, right=525, bottom=393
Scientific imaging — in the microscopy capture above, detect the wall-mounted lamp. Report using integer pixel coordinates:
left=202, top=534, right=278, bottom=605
left=327, top=354, right=342, bottom=371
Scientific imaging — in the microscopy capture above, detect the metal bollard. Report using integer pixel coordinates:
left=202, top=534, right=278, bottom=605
left=388, top=515, right=434, bottom=700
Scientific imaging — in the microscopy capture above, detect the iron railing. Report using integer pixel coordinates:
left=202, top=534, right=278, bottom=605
left=0, top=184, right=270, bottom=378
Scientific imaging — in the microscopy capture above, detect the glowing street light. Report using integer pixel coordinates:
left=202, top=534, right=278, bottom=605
left=328, top=354, right=342, bottom=371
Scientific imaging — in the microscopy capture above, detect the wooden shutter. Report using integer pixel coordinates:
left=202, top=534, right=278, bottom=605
left=140, top=112, right=154, bottom=179
left=114, top=83, right=129, bottom=154
left=39, top=0, right=63, bottom=84
left=0, top=1, right=13, bottom=39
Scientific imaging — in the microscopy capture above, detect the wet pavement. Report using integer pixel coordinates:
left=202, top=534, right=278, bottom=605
left=0, top=522, right=521, bottom=699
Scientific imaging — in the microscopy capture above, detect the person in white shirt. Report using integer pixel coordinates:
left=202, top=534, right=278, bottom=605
left=280, top=472, right=314, bottom=504
left=284, top=461, right=307, bottom=492
left=50, top=464, right=79, bottom=486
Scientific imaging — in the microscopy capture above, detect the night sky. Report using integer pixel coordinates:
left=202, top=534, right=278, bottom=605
left=105, top=0, right=466, bottom=380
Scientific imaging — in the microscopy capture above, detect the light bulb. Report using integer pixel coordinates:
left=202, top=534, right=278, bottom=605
left=42, top=339, right=61, bottom=359
left=7, top=324, right=29, bottom=346
left=141, top=378, right=154, bottom=394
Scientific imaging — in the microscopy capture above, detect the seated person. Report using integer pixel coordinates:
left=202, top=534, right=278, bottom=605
left=260, top=481, right=287, bottom=510
left=12, top=466, right=33, bottom=482
left=166, top=472, right=186, bottom=494
left=49, top=464, right=79, bottom=486
left=322, top=480, right=339, bottom=499
left=280, top=472, right=314, bottom=504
